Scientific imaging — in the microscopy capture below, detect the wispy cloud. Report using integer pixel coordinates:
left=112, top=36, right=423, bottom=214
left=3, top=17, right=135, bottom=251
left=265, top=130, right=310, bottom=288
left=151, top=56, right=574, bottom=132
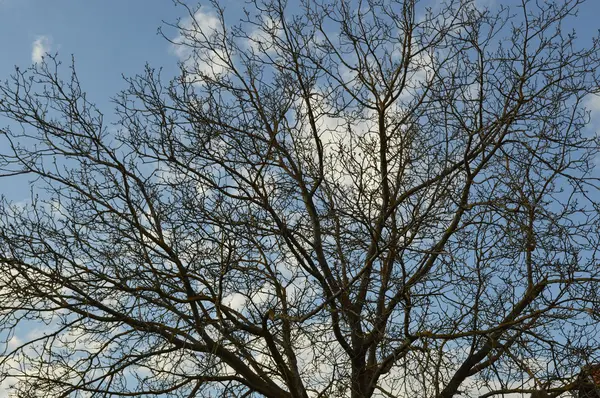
left=170, top=8, right=229, bottom=80
left=585, top=94, right=600, bottom=116
left=31, top=35, right=51, bottom=63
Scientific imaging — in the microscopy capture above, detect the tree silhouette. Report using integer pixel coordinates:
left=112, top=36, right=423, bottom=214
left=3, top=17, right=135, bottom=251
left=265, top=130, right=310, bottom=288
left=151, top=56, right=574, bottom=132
left=578, top=365, right=600, bottom=398
left=1, top=0, right=600, bottom=397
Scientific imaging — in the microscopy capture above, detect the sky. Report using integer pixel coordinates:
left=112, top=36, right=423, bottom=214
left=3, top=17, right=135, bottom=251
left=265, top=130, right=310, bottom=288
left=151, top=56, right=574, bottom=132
left=0, top=0, right=600, bottom=396
left=0, top=2, right=212, bottom=395
left=0, top=0, right=188, bottom=203
left=0, top=0, right=599, bottom=201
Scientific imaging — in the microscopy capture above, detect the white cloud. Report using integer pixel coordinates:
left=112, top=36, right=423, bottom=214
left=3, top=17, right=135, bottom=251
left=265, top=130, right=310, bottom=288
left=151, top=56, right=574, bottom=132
left=583, top=94, right=600, bottom=167
left=245, top=15, right=283, bottom=55
left=170, top=8, right=229, bottom=80
left=31, top=35, right=51, bottom=63
left=223, top=292, right=247, bottom=311
left=585, top=94, right=600, bottom=119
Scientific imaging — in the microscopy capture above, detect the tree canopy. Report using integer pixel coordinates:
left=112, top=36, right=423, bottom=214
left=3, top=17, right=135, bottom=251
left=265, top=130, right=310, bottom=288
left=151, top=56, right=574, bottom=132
left=1, top=0, right=600, bottom=397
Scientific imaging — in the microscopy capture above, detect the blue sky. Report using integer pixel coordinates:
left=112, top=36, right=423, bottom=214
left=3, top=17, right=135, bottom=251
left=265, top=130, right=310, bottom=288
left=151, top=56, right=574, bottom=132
left=0, top=0, right=190, bottom=202
left=0, top=0, right=599, bottom=204
left=0, top=0, right=182, bottom=99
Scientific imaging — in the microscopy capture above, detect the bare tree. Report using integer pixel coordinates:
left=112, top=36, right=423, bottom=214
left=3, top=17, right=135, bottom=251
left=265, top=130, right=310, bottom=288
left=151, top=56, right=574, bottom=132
left=1, top=0, right=600, bottom=397
left=576, top=365, right=600, bottom=398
